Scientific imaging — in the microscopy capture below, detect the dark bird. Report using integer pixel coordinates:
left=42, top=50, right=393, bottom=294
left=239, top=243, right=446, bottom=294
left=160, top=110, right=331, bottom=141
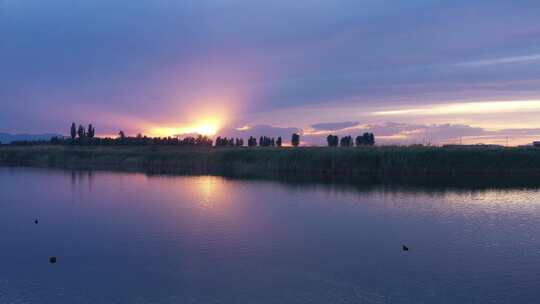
left=49, top=257, right=57, bottom=264
left=402, top=245, right=409, bottom=252
left=34, top=219, right=38, bottom=224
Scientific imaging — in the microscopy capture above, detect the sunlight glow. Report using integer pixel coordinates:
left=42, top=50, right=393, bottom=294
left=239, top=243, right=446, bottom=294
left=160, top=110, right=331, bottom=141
left=149, top=117, right=221, bottom=137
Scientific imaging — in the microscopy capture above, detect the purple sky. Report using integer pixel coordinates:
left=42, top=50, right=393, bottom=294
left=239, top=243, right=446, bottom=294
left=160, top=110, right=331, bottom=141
left=2, top=0, right=540, bottom=145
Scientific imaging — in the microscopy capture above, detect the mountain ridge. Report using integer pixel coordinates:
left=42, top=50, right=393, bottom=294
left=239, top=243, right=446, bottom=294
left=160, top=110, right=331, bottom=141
left=0, top=133, right=62, bottom=144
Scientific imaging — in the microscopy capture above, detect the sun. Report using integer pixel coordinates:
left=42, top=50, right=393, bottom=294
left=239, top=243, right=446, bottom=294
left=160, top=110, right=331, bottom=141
left=188, top=117, right=221, bottom=136
left=192, top=123, right=218, bottom=136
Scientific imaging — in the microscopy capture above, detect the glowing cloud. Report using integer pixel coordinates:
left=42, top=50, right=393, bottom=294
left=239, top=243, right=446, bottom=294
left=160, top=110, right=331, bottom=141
left=372, top=100, right=540, bottom=116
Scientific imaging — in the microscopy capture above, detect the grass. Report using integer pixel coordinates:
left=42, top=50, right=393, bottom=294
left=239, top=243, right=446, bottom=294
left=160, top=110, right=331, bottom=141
left=2, top=145, right=540, bottom=179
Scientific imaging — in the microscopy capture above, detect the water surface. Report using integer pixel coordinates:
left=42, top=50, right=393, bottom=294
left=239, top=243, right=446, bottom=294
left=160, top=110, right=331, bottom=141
left=1, top=167, right=539, bottom=303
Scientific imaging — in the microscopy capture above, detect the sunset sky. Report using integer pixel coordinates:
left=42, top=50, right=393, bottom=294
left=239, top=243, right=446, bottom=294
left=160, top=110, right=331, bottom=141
left=2, top=0, right=540, bottom=145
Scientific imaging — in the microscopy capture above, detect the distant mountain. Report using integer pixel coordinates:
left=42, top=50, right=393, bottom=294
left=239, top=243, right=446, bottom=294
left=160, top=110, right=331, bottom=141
left=0, top=133, right=63, bottom=144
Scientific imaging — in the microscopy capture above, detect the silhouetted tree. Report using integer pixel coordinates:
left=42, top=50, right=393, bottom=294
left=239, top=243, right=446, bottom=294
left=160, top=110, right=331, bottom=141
left=195, top=135, right=212, bottom=146
left=327, top=135, right=339, bottom=147
left=70, top=123, right=77, bottom=140
left=356, top=133, right=375, bottom=146
left=369, top=133, right=375, bottom=145
left=181, top=136, right=195, bottom=146
left=77, top=125, right=86, bottom=139
left=355, top=135, right=363, bottom=146
left=248, top=136, right=257, bottom=147
left=363, top=132, right=370, bottom=145
left=258, top=136, right=276, bottom=147
left=87, top=124, right=95, bottom=138
left=340, top=135, right=353, bottom=147
left=50, top=124, right=326, bottom=149
left=215, top=136, right=236, bottom=147
left=291, top=133, right=300, bottom=147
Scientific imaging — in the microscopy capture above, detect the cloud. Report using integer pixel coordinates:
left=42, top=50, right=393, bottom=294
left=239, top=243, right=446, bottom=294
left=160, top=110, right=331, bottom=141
left=310, top=121, right=360, bottom=132
left=2, top=0, right=540, bottom=135
left=454, top=54, right=540, bottom=67
left=301, top=122, right=540, bottom=146
left=372, top=100, right=540, bottom=116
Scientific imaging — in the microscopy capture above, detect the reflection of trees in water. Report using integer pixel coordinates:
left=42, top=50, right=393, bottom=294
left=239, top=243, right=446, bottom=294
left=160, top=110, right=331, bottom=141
left=205, top=173, right=540, bottom=197
left=69, top=170, right=94, bottom=193
left=64, top=166, right=540, bottom=199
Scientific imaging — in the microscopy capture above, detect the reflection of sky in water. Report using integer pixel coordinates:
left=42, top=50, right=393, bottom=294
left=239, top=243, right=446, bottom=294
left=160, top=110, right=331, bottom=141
left=1, top=167, right=539, bottom=303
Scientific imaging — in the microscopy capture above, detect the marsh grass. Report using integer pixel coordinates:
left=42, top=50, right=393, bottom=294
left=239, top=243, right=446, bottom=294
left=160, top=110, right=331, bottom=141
left=2, top=145, right=540, bottom=178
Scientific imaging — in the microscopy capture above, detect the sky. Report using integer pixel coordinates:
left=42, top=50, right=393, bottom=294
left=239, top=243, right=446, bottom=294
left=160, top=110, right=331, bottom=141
left=2, top=0, right=540, bottom=145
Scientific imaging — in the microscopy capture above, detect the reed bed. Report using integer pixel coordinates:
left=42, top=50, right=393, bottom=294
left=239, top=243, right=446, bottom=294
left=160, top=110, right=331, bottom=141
left=1, top=145, right=540, bottom=178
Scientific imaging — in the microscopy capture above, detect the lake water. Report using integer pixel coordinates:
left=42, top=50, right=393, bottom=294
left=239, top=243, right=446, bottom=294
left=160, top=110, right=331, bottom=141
left=1, top=167, right=539, bottom=303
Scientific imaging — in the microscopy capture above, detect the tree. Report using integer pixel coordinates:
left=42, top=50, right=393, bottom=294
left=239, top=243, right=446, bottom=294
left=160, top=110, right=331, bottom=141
left=196, top=135, right=212, bottom=146
left=355, top=135, right=364, bottom=146
left=77, top=125, right=86, bottom=139
left=363, top=132, right=370, bottom=145
left=87, top=124, right=95, bottom=138
left=369, top=133, right=375, bottom=145
left=70, top=123, right=77, bottom=140
left=276, top=137, right=282, bottom=147
left=340, top=135, right=353, bottom=147
left=291, top=133, right=300, bottom=147
left=356, top=133, right=375, bottom=146
left=258, top=136, right=275, bottom=147
left=327, top=135, right=339, bottom=147
left=248, top=136, right=257, bottom=147
left=118, top=130, right=126, bottom=139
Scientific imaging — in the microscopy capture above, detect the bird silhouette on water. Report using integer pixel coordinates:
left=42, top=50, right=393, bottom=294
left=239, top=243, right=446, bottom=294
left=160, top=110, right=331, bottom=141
left=34, top=219, right=38, bottom=224
left=49, top=257, right=57, bottom=264
left=402, top=245, right=409, bottom=252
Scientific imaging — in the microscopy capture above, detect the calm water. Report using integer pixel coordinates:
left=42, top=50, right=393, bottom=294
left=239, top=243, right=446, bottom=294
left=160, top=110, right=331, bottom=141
left=1, top=168, right=539, bottom=303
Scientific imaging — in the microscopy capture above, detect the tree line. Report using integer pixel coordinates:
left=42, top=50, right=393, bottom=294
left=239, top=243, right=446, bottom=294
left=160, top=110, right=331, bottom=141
left=326, top=133, right=375, bottom=147
left=6, top=123, right=375, bottom=148
left=44, top=123, right=304, bottom=147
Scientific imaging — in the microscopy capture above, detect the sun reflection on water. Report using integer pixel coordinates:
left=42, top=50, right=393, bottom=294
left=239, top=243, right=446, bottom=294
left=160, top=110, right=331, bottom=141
left=194, top=176, right=221, bottom=210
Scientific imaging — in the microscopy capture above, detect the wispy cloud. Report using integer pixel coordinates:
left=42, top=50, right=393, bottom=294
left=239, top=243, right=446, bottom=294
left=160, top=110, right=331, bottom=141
left=372, top=100, right=540, bottom=116
left=310, top=121, right=360, bottom=132
left=454, top=54, right=540, bottom=67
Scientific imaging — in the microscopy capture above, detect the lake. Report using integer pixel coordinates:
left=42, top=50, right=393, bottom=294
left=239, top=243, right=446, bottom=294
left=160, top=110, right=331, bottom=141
left=0, top=167, right=539, bottom=303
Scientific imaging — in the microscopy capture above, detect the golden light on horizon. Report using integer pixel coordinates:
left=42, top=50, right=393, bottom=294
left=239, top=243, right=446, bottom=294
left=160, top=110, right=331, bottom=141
left=148, top=117, right=222, bottom=137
